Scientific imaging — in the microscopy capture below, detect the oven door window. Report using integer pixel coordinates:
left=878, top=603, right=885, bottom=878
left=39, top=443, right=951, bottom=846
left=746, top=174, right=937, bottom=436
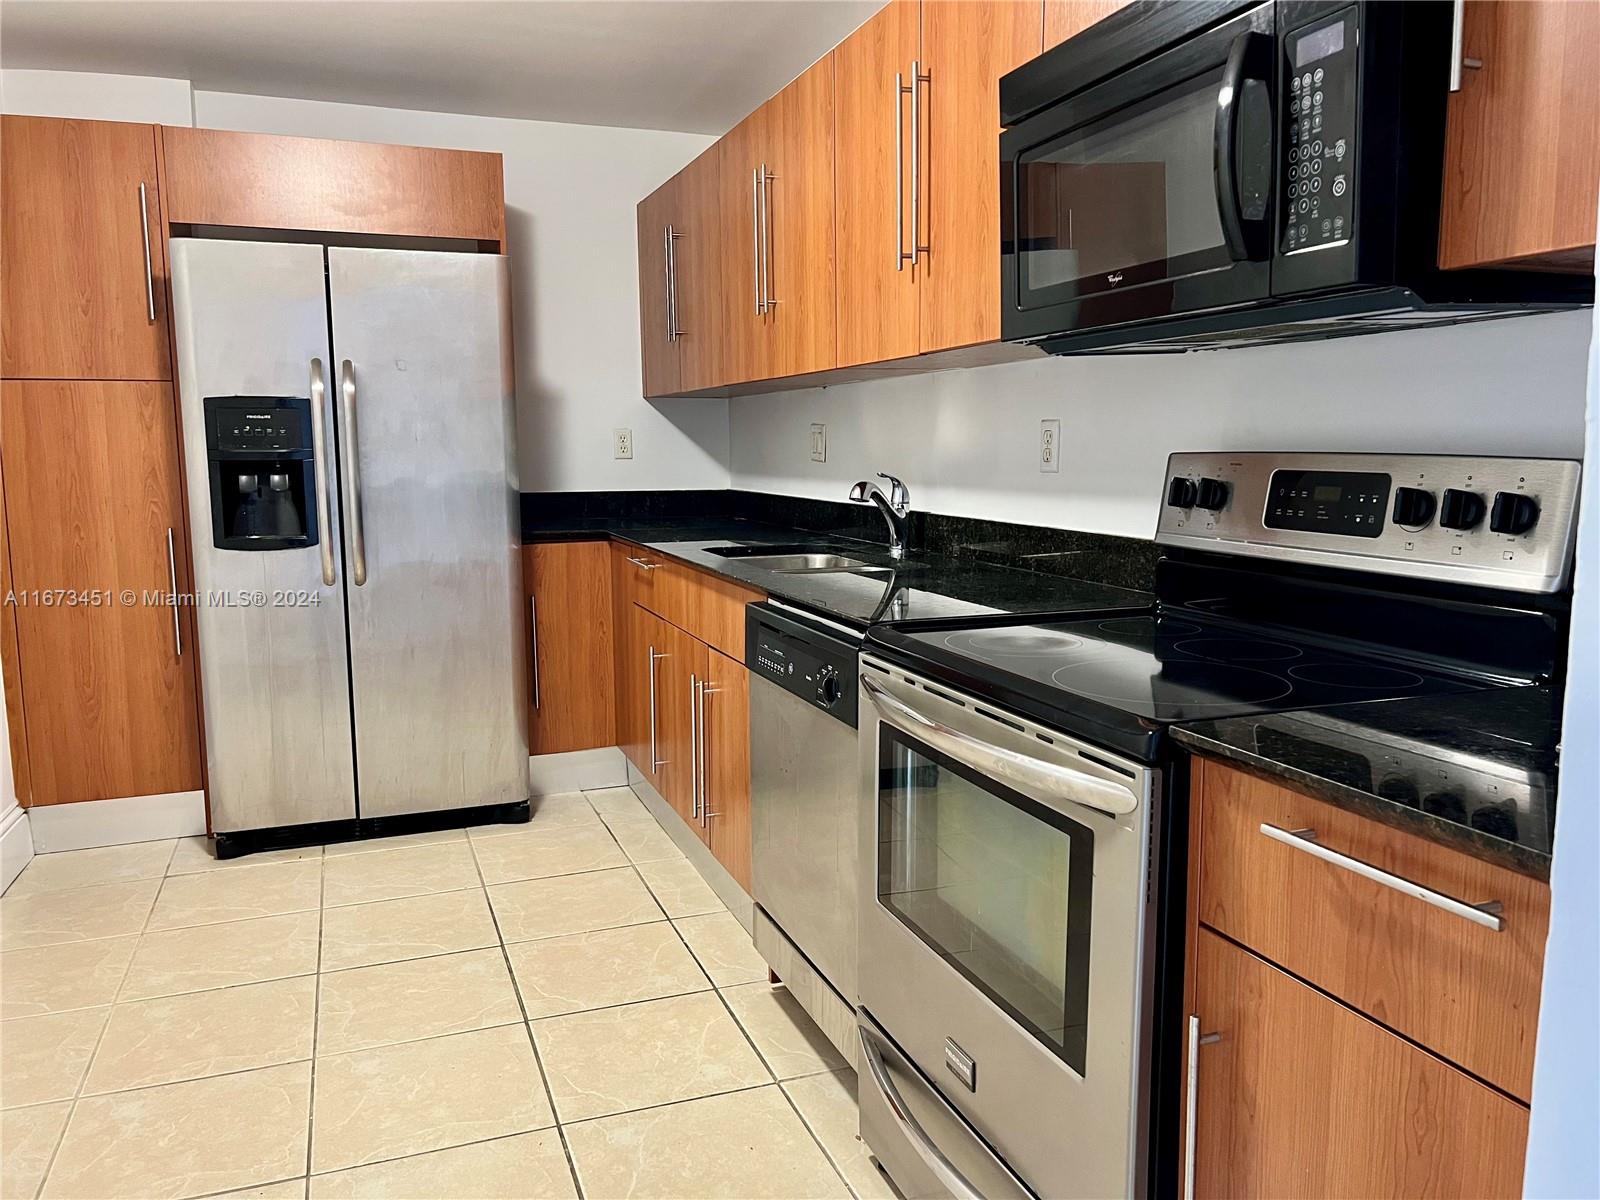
left=1015, top=65, right=1235, bottom=308
left=877, top=726, right=1094, bottom=1076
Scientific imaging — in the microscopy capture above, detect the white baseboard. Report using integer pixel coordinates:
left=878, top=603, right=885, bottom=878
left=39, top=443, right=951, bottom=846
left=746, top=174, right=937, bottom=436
left=27, top=790, right=207, bottom=853
left=1, top=802, right=34, bottom=893
left=529, top=747, right=628, bottom=796
left=627, top=762, right=753, bottom=930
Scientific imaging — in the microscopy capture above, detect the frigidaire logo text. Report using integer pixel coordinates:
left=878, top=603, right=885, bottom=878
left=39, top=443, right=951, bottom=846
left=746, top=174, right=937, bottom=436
left=1107, top=272, right=1124, bottom=286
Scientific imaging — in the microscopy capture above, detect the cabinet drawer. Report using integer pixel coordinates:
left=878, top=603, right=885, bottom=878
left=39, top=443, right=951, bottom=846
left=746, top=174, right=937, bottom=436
left=1195, top=758, right=1549, bottom=1100
left=613, top=543, right=763, bottom=659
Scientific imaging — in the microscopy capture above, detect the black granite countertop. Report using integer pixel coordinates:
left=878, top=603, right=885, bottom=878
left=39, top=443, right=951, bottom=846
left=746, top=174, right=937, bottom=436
left=525, top=513, right=1154, bottom=628
left=1172, top=686, right=1560, bottom=879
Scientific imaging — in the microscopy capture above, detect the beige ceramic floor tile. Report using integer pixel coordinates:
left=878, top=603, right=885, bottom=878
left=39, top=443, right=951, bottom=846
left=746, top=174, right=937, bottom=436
left=307, top=1131, right=576, bottom=1199
left=506, top=921, right=708, bottom=1019
left=120, top=911, right=321, bottom=1002
left=722, top=982, right=849, bottom=1080
left=210, top=1181, right=308, bottom=1199
left=487, top=867, right=661, bottom=944
left=672, top=911, right=768, bottom=987
left=635, top=857, right=723, bottom=919
left=321, top=828, right=466, bottom=858
left=148, top=860, right=321, bottom=931
left=7, top=841, right=176, bottom=897
left=320, top=841, right=480, bottom=908
left=585, top=787, right=651, bottom=823
left=0, top=937, right=137, bottom=1019
left=43, top=1061, right=311, bottom=1199
left=315, top=948, right=521, bottom=1056
left=83, top=975, right=316, bottom=1095
left=532, top=990, right=768, bottom=1122
left=783, top=1070, right=897, bottom=1200
left=0, top=1007, right=107, bottom=1108
left=468, top=793, right=596, bottom=839
left=168, top=838, right=321, bottom=876
left=471, top=824, right=627, bottom=885
left=309, top=1024, right=552, bottom=1174
left=0, top=880, right=160, bottom=951
left=565, top=1085, right=851, bottom=1200
left=319, top=889, right=498, bottom=972
left=605, top=819, right=684, bottom=866
left=2, top=1101, right=71, bottom=1200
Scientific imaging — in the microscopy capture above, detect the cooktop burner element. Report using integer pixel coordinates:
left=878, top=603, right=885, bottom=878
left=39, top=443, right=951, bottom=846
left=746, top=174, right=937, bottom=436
left=1049, top=658, right=1295, bottom=710
left=940, top=628, right=1085, bottom=657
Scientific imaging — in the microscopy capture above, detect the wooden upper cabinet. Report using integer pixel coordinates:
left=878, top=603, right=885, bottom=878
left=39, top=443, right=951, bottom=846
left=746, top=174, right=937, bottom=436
left=1190, top=929, right=1528, bottom=1200
left=834, top=0, right=922, bottom=368
left=159, top=127, right=506, bottom=246
left=1043, top=0, right=1132, bottom=48
left=1, top=116, right=170, bottom=381
left=1, top=381, right=202, bottom=806
left=1439, top=0, right=1600, bottom=272
left=638, top=175, right=683, bottom=398
left=920, top=1, right=1043, bottom=352
left=755, top=53, right=838, bottom=379
left=716, top=111, right=767, bottom=387
left=525, top=541, right=615, bottom=756
left=675, top=140, right=728, bottom=392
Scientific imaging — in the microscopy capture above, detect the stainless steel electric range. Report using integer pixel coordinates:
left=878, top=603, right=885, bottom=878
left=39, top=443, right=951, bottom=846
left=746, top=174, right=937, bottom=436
left=854, top=452, right=1580, bottom=1200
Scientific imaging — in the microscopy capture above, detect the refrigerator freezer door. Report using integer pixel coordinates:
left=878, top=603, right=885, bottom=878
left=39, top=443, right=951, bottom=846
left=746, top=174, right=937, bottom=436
left=170, top=238, right=358, bottom=833
left=327, top=248, right=529, bottom=817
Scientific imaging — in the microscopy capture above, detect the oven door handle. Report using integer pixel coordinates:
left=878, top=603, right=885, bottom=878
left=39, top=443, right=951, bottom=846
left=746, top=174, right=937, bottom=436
left=860, top=1024, right=986, bottom=1200
left=1214, top=30, right=1274, bottom=262
left=862, top=675, right=1138, bottom=817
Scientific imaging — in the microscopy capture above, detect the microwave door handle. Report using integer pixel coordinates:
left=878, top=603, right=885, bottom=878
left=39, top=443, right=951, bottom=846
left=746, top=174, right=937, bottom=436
left=1214, top=31, right=1272, bottom=262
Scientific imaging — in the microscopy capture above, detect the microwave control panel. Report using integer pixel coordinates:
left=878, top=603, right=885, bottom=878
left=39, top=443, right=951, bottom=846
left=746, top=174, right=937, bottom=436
left=1282, top=6, right=1358, bottom=255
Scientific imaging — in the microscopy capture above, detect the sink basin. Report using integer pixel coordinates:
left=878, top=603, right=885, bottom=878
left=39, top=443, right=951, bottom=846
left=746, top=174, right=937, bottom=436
left=737, top=553, right=874, bottom=572
left=705, top=543, right=823, bottom=558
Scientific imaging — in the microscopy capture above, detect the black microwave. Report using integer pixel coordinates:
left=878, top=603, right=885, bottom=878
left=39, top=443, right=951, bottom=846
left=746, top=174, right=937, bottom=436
left=999, top=0, right=1591, bottom=354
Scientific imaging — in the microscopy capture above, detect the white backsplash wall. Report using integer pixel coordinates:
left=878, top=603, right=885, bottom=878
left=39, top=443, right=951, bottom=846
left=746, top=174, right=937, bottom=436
left=190, top=91, right=726, bottom=493
left=732, top=311, right=1592, bottom=539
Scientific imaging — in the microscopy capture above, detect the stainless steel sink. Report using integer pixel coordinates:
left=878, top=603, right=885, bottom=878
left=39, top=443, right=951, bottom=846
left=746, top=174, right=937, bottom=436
left=736, top=553, right=874, bottom=572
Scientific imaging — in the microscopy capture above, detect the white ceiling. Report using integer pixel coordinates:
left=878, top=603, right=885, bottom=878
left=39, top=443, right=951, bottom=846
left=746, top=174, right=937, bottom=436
left=0, top=0, right=881, bottom=134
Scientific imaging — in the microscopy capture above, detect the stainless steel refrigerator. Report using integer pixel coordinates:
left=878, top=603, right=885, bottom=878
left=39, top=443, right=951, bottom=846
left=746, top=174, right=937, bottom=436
left=171, top=238, right=528, bottom=854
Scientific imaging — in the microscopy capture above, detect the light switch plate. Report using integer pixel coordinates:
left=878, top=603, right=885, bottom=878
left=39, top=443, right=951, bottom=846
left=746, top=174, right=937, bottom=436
left=1040, top=419, right=1060, bottom=473
left=613, top=428, right=633, bottom=460
left=810, top=423, right=827, bottom=463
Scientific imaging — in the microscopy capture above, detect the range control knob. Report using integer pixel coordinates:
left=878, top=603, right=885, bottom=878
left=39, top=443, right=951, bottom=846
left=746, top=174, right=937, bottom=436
left=1489, top=491, right=1540, bottom=536
left=1390, top=487, right=1436, bottom=529
left=1167, top=477, right=1198, bottom=509
left=1438, top=488, right=1487, bottom=530
left=1196, top=477, right=1231, bottom=511
left=815, top=665, right=842, bottom=709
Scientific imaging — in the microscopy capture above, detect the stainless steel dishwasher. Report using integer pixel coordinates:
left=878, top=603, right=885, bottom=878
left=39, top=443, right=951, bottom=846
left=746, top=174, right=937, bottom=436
left=748, top=601, right=862, bottom=1067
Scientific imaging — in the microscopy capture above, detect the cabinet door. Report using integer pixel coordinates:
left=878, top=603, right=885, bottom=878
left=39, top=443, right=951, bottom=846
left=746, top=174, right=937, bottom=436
left=834, top=0, right=922, bottom=368
left=1, top=381, right=201, bottom=806
left=1, top=117, right=169, bottom=380
left=699, top=646, right=752, bottom=890
left=526, top=541, right=615, bottom=756
left=757, top=54, right=838, bottom=378
left=637, top=177, right=683, bottom=397
left=1189, top=928, right=1528, bottom=1200
left=614, top=563, right=650, bottom=777
left=1043, top=0, right=1130, bottom=48
left=655, top=617, right=703, bottom=832
left=717, top=112, right=767, bottom=387
left=1438, top=0, right=1600, bottom=272
left=920, top=1, right=1043, bottom=352
left=676, top=141, right=730, bottom=392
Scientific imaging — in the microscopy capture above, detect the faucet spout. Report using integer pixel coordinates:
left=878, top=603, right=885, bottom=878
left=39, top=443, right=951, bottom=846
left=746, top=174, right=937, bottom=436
left=848, top=472, right=911, bottom=560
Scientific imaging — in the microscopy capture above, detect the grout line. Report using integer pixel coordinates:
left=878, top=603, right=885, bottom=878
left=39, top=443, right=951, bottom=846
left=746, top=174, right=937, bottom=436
left=556, top=1078, right=780, bottom=1130
left=296, top=1124, right=563, bottom=1185
left=305, top=850, right=326, bottom=1179
left=775, top=1071, right=863, bottom=1199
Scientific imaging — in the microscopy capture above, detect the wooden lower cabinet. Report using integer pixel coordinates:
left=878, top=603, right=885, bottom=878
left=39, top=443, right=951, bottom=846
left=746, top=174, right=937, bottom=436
left=1, top=381, right=201, bottom=806
left=1190, top=928, right=1529, bottom=1200
left=525, top=541, right=614, bottom=755
left=698, top=644, right=751, bottom=891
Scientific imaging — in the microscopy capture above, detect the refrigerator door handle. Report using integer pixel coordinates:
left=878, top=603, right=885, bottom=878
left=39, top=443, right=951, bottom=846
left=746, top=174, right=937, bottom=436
left=309, top=359, right=337, bottom=586
left=339, top=359, right=368, bottom=586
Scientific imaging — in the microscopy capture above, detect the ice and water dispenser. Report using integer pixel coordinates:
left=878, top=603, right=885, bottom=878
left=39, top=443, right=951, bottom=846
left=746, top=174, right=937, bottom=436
left=203, top=396, right=319, bottom=550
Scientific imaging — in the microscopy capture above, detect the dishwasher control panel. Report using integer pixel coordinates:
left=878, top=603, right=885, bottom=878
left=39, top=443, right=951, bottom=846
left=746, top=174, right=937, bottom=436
left=746, top=603, right=861, bottom=728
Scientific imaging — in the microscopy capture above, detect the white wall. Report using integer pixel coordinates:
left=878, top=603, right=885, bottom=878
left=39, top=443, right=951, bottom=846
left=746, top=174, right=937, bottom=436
left=1524, top=202, right=1600, bottom=1200
left=0, top=67, right=192, bottom=123
left=191, top=91, right=725, bottom=493
left=730, top=311, right=1593, bottom=538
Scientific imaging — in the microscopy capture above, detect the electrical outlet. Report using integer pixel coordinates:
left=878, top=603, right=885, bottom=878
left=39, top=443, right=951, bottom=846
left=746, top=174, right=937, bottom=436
left=1040, top=419, right=1060, bottom=473
left=810, top=423, right=827, bottom=463
left=612, top=428, right=633, bottom=460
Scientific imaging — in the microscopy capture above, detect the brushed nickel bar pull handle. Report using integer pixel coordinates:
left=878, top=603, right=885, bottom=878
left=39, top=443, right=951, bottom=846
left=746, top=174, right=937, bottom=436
left=689, top=673, right=701, bottom=819
left=625, top=555, right=658, bottom=571
left=663, top=224, right=675, bottom=341
left=139, top=183, right=156, bottom=322
left=667, top=226, right=683, bottom=339
left=529, top=596, right=541, bottom=711
left=165, top=527, right=182, bottom=658
left=648, top=645, right=667, bottom=770
left=895, top=71, right=907, bottom=271
left=1259, top=824, right=1505, bottom=930
left=910, top=61, right=930, bottom=262
left=1184, top=1015, right=1222, bottom=1200
left=760, top=165, right=777, bottom=312
left=700, top=679, right=720, bottom=821
left=339, top=360, right=367, bottom=587
left=751, top=166, right=763, bottom=315
left=309, top=359, right=336, bottom=586
left=1449, top=0, right=1483, bottom=92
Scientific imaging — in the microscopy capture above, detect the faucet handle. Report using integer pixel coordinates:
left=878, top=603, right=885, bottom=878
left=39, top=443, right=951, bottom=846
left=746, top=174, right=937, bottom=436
left=876, top=473, right=910, bottom=513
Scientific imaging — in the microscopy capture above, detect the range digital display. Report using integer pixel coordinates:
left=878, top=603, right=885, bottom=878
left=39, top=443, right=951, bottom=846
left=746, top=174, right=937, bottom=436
left=1265, top=469, right=1390, bottom=538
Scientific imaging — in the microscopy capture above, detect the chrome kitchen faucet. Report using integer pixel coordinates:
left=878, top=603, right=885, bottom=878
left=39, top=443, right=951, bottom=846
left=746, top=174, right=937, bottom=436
left=849, top=473, right=911, bottom=560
